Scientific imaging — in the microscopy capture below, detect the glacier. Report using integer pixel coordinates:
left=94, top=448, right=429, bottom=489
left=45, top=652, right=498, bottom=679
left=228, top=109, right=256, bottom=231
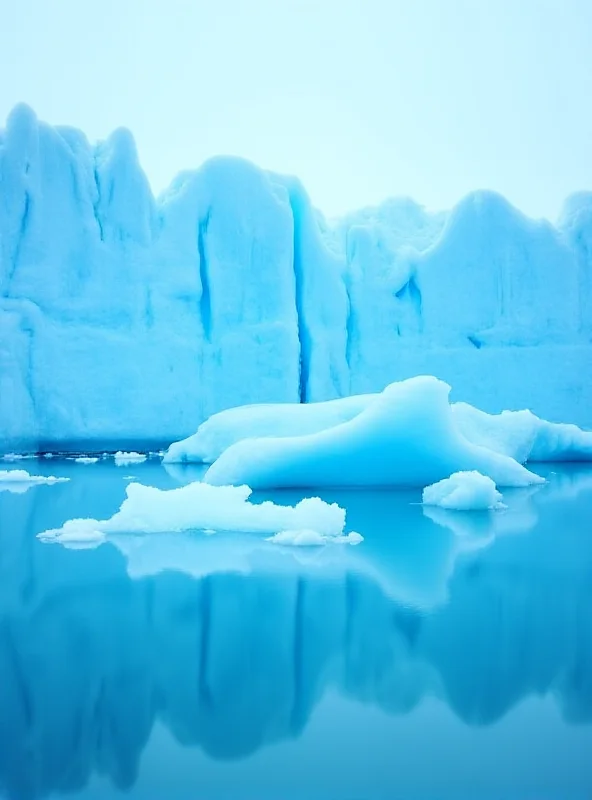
left=1, top=104, right=592, bottom=451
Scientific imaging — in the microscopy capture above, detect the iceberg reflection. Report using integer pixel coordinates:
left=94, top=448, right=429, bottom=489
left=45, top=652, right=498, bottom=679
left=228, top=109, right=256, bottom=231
left=0, top=463, right=591, bottom=798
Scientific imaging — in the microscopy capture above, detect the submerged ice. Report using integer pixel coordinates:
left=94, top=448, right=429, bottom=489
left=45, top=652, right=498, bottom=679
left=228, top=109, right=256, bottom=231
left=1, top=105, right=592, bottom=452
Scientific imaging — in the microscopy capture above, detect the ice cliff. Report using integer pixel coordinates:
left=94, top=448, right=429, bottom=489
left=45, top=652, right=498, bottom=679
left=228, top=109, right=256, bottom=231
left=1, top=105, right=591, bottom=451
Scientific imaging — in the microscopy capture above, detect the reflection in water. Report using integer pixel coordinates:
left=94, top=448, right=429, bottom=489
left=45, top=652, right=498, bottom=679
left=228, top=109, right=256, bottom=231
left=0, top=461, right=591, bottom=798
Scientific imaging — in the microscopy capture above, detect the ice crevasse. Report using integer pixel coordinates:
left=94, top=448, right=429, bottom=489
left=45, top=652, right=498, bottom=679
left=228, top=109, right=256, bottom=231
left=1, top=104, right=592, bottom=452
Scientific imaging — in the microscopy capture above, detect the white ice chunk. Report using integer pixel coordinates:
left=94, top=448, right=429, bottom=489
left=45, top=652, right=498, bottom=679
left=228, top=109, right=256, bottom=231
left=267, top=529, right=364, bottom=547
left=73, top=456, right=99, bottom=464
left=205, top=377, right=544, bottom=489
left=113, top=451, right=147, bottom=466
left=422, top=471, right=505, bottom=511
left=0, top=469, right=69, bottom=492
left=38, top=481, right=347, bottom=543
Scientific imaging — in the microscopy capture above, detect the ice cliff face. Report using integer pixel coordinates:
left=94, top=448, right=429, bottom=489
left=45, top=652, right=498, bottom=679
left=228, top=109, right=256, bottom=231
left=1, top=105, right=591, bottom=450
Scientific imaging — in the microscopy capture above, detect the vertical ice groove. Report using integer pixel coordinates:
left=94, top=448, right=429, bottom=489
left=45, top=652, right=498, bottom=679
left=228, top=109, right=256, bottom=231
left=197, top=209, right=212, bottom=343
left=289, top=192, right=310, bottom=403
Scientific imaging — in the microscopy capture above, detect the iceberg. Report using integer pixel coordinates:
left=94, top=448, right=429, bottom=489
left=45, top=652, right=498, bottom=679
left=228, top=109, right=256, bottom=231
left=205, top=377, right=544, bottom=489
left=167, top=385, right=592, bottom=466
left=113, top=451, right=147, bottom=466
left=0, top=469, right=69, bottom=491
left=38, top=480, right=348, bottom=545
left=266, top=529, right=363, bottom=547
left=2, top=106, right=592, bottom=452
left=422, top=471, right=505, bottom=511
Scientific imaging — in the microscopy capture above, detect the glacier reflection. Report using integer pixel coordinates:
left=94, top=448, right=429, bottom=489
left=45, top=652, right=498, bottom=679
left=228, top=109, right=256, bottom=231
left=0, top=462, right=591, bottom=799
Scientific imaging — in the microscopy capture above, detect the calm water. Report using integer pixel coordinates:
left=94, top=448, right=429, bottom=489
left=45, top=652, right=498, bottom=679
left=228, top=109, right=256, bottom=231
left=1, top=458, right=592, bottom=800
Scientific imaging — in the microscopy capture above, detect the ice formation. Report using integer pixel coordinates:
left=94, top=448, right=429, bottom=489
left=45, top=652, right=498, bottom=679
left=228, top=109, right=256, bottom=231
left=0, top=469, right=69, bottom=491
left=113, top=451, right=147, bottom=466
left=167, top=385, right=592, bottom=465
left=205, top=377, right=545, bottom=489
left=266, top=529, right=363, bottom=547
left=1, top=106, right=592, bottom=452
left=422, top=471, right=505, bottom=511
left=38, top=480, right=348, bottom=544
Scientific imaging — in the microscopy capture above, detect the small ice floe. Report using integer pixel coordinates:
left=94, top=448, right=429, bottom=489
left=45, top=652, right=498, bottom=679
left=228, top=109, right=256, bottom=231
left=113, top=451, right=147, bottom=466
left=0, top=469, right=69, bottom=493
left=73, top=456, right=100, bottom=464
left=422, top=471, right=506, bottom=511
left=38, top=481, right=356, bottom=547
left=266, top=529, right=364, bottom=547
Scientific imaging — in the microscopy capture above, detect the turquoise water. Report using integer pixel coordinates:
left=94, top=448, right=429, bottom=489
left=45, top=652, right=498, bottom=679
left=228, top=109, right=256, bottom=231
left=1, top=458, right=592, bottom=799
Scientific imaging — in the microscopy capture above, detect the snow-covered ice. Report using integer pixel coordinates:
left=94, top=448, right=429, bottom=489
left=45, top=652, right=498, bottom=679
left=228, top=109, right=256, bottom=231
left=422, top=471, right=505, bottom=511
left=0, top=469, right=69, bottom=492
left=73, top=456, right=99, bottom=464
left=2, top=106, right=592, bottom=453
left=113, top=451, right=147, bottom=466
left=38, top=481, right=348, bottom=544
left=204, top=377, right=545, bottom=489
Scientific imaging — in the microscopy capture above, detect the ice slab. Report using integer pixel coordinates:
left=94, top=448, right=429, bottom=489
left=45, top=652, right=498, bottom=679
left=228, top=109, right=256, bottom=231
left=38, top=481, right=348, bottom=545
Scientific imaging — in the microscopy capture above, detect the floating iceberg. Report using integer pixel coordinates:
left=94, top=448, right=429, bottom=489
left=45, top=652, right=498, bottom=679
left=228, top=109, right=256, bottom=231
left=266, top=529, right=363, bottom=547
left=0, top=469, right=69, bottom=492
left=204, top=377, right=544, bottom=490
left=168, top=385, right=592, bottom=466
left=38, top=481, right=348, bottom=545
left=422, top=471, right=505, bottom=511
left=113, top=451, right=147, bottom=466
left=73, top=456, right=99, bottom=464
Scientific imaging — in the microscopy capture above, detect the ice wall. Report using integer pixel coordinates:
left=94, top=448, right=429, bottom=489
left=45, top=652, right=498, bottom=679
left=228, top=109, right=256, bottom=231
left=1, top=105, right=591, bottom=450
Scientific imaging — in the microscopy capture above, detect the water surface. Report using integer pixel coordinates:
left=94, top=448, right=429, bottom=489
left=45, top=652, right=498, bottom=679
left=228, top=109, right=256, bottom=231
left=1, top=458, right=591, bottom=799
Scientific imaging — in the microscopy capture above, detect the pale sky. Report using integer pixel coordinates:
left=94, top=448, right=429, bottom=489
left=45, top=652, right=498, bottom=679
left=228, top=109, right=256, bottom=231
left=1, top=0, right=591, bottom=220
